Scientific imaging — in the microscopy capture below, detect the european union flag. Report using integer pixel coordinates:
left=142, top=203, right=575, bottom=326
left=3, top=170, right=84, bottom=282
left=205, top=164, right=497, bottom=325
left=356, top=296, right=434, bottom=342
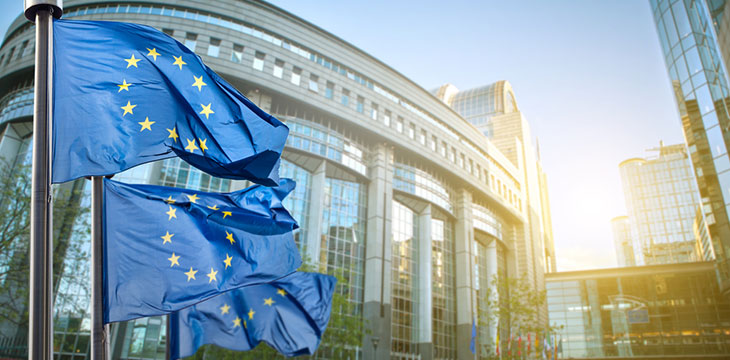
left=103, top=178, right=301, bottom=323
left=169, top=272, right=336, bottom=359
left=52, top=20, right=288, bottom=185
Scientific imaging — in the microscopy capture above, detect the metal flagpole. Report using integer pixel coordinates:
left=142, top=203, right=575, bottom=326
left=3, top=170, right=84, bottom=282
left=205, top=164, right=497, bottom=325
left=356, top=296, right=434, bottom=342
left=24, top=1, right=62, bottom=359
left=91, top=176, right=109, bottom=359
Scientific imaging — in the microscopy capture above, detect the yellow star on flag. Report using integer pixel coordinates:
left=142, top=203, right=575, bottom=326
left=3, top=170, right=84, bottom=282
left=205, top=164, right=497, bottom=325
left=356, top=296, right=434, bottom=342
left=184, top=138, right=199, bottom=153
left=199, top=103, right=214, bottom=119
left=168, top=253, right=180, bottom=267
left=263, top=297, right=274, bottom=306
left=276, top=288, right=286, bottom=296
left=121, top=101, right=136, bottom=116
left=220, top=304, right=231, bottom=315
left=223, top=254, right=233, bottom=269
left=138, top=117, right=155, bottom=132
left=199, top=138, right=208, bottom=153
left=248, top=308, right=255, bottom=320
left=207, top=204, right=219, bottom=211
left=166, top=205, right=177, bottom=220
left=146, top=47, right=160, bottom=61
left=222, top=211, right=232, bottom=219
left=161, top=231, right=174, bottom=244
left=192, top=75, right=207, bottom=91
left=173, top=55, right=187, bottom=70
left=124, top=54, right=141, bottom=68
left=166, top=128, right=179, bottom=142
left=186, top=193, right=200, bottom=203
left=185, top=267, right=197, bottom=281
left=233, top=317, right=242, bottom=327
left=117, top=79, right=132, bottom=92
left=207, top=268, right=218, bottom=283
left=165, top=195, right=175, bottom=204
left=225, top=231, right=235, bottom=244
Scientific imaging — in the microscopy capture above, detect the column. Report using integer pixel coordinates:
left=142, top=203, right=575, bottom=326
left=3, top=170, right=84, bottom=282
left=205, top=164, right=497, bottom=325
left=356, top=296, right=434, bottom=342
left=363, top=144, right=393, bottom=359
left=305, top=160, right=326, bottom=267
left=454, top=189, right=476, bottom=360
left=417, top=205, right=433, bottom=360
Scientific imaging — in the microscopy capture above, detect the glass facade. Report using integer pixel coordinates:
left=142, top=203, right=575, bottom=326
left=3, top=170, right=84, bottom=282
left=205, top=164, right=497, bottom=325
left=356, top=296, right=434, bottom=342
left=431, top=217, right=456, bottom=359
left=547, top=263, right=730, bottom=358
left=617, top=144, right=704, bottom=265
left=651, top=0, right=730, bottom=294
left=391, top=200, right=418, bottom=357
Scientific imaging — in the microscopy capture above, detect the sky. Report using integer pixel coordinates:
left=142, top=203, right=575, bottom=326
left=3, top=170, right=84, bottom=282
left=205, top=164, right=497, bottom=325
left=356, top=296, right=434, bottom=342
left=0, top=1, right=686, bottom=271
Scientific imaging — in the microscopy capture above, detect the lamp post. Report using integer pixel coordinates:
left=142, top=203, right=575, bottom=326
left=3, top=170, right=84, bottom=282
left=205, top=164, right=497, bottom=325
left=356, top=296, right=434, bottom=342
left=371, top=336, right=380, bottom=360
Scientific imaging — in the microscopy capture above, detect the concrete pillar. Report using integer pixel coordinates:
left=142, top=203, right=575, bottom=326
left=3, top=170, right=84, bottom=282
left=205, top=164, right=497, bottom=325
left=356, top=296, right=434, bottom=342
left=363, top=144, right=393, bottom=359
left=417, top=205, right=433, bottom=360
left=454, top=189, right=476, bottom=360
left=305, top=160, right=326, bottom=267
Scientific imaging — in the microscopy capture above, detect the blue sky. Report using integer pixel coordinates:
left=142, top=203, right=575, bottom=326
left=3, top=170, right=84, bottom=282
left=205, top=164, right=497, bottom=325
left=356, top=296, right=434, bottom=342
left=0, top=1, right=685, bottom=270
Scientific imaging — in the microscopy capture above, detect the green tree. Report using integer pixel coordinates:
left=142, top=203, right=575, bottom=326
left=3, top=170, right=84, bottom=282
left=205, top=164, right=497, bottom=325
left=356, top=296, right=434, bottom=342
left=0, top=160, right=89, bottom=340
left=479, top=276, right=560, bottom=359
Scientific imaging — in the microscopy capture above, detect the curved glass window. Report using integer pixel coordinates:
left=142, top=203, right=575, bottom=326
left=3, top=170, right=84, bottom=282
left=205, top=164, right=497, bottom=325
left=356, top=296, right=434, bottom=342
left=394, top=163, right=453, bottom=212
left=0, top=84, right=33, bottom=125
left=391, top=200, right=418, bottom=357
left=280, top=159, right=311, bottom=249
left=472, top=203, right=503, bottom=240
left=431, top=218, right=455, bottom=358
left=284, top=117, right=367, bottom=175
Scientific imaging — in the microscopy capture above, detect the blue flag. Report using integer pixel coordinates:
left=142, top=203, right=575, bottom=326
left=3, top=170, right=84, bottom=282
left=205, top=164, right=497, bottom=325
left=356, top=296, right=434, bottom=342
left=470, top=318, right=477, bottom=354
left=169, top=272, right=336, bottom=359
left=103, top=178, right=301, bottom=323
left=52, top=20, right=289, bottom=185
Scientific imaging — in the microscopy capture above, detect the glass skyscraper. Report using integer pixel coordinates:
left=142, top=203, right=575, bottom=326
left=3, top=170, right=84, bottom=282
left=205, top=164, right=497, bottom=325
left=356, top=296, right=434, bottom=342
left=0, top=1, right=555, bottom=358
left=615, top=143, right=704, bottom=266
left=650, top=0, right=730, bottom=298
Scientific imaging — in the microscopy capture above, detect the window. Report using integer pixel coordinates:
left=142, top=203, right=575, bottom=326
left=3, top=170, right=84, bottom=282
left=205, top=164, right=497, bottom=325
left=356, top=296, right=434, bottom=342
left=467, top=159, right=473, bottom=174
left=253, top=51, right=265, bottom=71
left=441, top=141, right=447, bottom=157
left=184, top=33, right=197, bottom=52
left=450, top=147, right=456, bottom=163
left=431, top=135, right=437, bottom=151
left=408, top=124, right=415, bottom=139
left=291, top=66, right=302, bottom=86
left=356, top=96, right=364, bottom=113
left=459, top=154, right=465, bottom=168
left=371, top=103, right=378, bottom=120
left=325, top=82, right=334, bottom=99
left=5, top=47, right=14, bottom=65
left=162, top=28, right=174, bottom=36
left=384, top=110, right=391, bottom=127
left=341, top=89, right=350, bottom=106
left=18, top=41, right=28, bottom=59
left=419, top=130, right=426, bottom=145
left=273, top=59, right=284, bottom=78
left=396, top=117, right=404, bottom=133
left=309, top=74, right=319, bottom=92
left=207, top=38, right=221, bottom=57
left=231, top=44, right=243, bottom=63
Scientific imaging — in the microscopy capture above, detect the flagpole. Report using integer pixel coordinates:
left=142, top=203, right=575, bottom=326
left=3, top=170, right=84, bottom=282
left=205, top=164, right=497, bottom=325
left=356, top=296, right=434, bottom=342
left=25, top=1, right=62, bottom=359
left=91, top=176, right=109, bottom=359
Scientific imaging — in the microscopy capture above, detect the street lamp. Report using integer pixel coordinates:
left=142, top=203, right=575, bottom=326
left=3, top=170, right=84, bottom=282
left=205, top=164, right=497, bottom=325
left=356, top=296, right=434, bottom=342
left=371, top=336, right=380, bottom=360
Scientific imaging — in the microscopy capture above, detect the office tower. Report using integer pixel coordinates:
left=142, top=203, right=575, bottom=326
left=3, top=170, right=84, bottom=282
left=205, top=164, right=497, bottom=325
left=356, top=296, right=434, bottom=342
left=650, top=0, right=730, bottom=297
left=616, top=143, right=704, bottom=265
left=611, top=216, right=637, bottom=267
